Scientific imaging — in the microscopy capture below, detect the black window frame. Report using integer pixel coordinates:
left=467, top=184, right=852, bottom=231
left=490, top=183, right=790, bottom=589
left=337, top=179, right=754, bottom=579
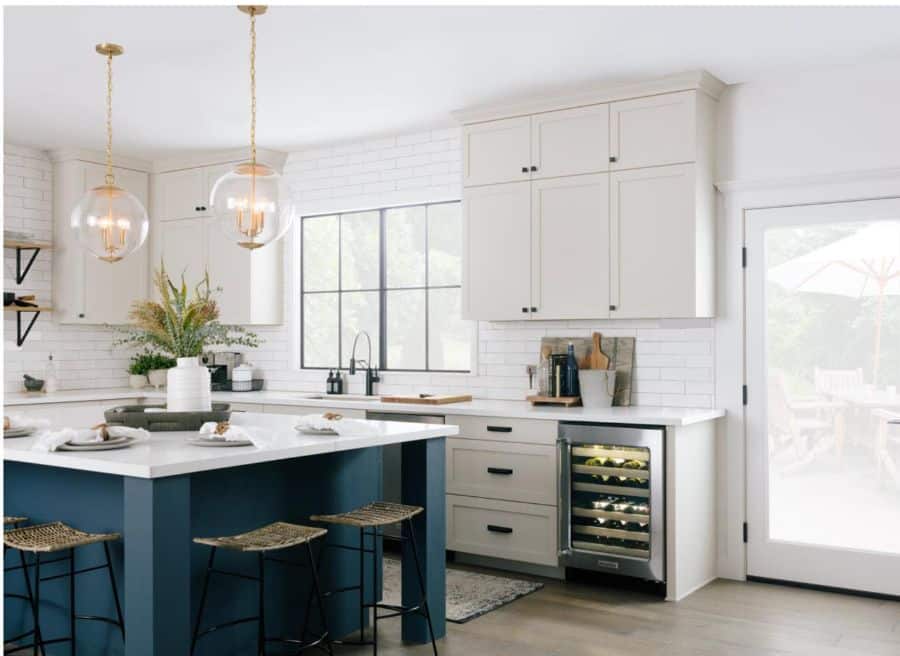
left=299, top=200, right=469, bottom=373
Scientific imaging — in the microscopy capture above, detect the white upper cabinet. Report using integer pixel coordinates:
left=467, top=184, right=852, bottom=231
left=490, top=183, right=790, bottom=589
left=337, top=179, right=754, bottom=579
left=462, top=117, right=531, bottom=187
left=463, top=182, right=532, bottom=320
left=531, top=105, right=610, bottom=179
left=609, top=90, right=696, bottom=170
left=457, top=72, right=721, bottom=321
left=151, top=160, right=285, bottom=325
left=610, top=164, right=713, bottom=318
left=531, top=174, right=610, bottom=319
left=52, top=157, right=150, bottom=324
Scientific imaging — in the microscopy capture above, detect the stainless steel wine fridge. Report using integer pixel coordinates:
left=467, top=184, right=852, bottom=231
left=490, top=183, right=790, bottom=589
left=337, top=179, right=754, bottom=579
left=558, top=422, right=665, bottom=582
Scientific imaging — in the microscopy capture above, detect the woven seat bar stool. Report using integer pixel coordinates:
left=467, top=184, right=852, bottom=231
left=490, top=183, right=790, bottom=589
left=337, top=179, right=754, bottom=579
left=3, top=521, right=124, bottom=655
left=309, top=502, right=438, bottom=656
left=4, top=515, right=42, bottom=651
left=191, top=521, right=333, bottom=656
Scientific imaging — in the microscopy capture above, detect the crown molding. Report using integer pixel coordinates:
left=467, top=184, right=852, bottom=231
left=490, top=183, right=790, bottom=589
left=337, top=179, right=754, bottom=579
left=715, top=167, right=900, bottom=195
left=152, top=147, right=288, bottom=174
left=451, top=70, right=726, bottom=125
left=49, top=148, right=153, bottom=172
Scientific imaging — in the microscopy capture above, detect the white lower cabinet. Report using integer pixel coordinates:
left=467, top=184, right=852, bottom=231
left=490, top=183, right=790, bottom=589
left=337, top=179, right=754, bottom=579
left=262, top=404, right=365, bottom=419
left=445, top=415, right=559, bottom=567
left=447, top=494, right=558, bottom=567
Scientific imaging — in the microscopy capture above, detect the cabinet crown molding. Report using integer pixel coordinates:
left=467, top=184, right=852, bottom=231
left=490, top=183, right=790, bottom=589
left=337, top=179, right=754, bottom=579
left=49, top=148, right=152, bottom=173
left=152, top=147, right=287, bottom=174
left=452, top=69, right=725, bottom=125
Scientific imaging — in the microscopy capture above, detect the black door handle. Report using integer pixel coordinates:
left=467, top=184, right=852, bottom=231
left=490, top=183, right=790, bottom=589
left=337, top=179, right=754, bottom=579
left=486, top=426, right=512, bottom=433
left=487, top=467, right=513, bottom=476
left=486, top=525, right=513, bottom=534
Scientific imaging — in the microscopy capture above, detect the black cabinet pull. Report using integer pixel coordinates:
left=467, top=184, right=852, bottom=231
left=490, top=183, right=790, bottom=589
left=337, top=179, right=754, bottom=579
left=486, top=425, right=512, bottom=433
left=530, top=306, right=537, bottom=313
left=521, top=166, right=528, bottom=173
left=609, top=304, right=617, bottom=311
left=530, top=165, right=537, bottom=172
left=609, top=156, right=617, bottom=163
left=487, top=525, right=513, bottom=534
left=521, top=307, right=528, bottom=313
left=200, top=206, right=207, bottom=211
left=487, top=467, right=513, bottom=475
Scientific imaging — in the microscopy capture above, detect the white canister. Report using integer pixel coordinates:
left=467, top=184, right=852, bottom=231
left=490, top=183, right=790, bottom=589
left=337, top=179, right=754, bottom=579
left=232, top=363, right=254, bottom=392
left=579, top=370, right=617, bottom=408
left=167, top=357, right=212, bottom=411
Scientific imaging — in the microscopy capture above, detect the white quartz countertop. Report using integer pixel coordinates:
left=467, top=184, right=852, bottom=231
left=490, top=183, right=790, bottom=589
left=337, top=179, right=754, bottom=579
left=3, top=388, right=724, bottom=426
left=3, top=412, right=458, bottom=479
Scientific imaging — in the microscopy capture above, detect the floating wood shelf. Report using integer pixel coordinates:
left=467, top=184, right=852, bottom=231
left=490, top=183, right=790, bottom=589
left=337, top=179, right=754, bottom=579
left=4, top=306, right=52, bottom=347
left=4, top=240, right=53, bottom=285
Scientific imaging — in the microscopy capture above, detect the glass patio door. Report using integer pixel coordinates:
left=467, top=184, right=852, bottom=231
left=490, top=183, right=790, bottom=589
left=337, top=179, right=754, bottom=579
left=746, top=197, right=900, bottom=596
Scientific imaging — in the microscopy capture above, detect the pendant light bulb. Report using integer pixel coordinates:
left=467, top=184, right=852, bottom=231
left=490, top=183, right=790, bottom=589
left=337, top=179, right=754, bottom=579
left=211, top=5, right=294, bottom=250
left=70, top=43, right=149, bottom=263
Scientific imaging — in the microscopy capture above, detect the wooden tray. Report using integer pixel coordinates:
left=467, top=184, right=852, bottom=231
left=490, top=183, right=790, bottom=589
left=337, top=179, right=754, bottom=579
left=380, top=394, right=473, bottom=405
left=104, top=404, right=231, bottom=432
left=526, top=395, right=581, bottom=407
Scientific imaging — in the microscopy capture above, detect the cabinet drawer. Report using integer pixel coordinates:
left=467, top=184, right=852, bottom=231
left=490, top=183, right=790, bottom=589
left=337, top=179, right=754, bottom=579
left=262, top=404, right=365, bottom=419
left=445, top=415, right=556, bottom=445
left=447, top=438, right=556, bottom=505
left=447, top=495, right=558, bottom=567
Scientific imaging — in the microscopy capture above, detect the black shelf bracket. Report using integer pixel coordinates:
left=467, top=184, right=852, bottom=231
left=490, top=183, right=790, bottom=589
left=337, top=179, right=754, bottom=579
left=15, top=310, right=42, bottom=347
left=14, top=245, right=43, bottom=285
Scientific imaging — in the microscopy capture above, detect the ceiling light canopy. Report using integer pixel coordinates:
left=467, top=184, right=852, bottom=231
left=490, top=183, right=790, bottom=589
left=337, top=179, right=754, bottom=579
left=210, top=5, right=294, bottom=250
left=70, top=43, right=149, bottom=263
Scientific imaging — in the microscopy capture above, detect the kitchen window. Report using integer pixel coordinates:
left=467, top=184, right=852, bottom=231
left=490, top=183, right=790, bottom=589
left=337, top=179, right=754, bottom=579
left=301, top=201, right=470, bottom=372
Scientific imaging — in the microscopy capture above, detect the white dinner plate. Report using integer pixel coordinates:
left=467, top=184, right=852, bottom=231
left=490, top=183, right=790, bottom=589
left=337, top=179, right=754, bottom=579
left=57, top=436, right=137, bottom=451
left=4, top=427, right=35, bottom=438
left=187, top=437, right=254, bottom=447
left=295, top=426, right=337, bottom=436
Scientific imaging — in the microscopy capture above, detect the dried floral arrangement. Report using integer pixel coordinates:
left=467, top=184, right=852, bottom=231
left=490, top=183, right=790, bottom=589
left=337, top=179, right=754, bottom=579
left=115, top=265, right=261, bottom=358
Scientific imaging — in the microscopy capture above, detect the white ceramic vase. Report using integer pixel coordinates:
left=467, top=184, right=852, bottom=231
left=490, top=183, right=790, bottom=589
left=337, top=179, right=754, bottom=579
left=166, top=357, right=211, bottom=412
left=129, top=374, right=148, bottom=389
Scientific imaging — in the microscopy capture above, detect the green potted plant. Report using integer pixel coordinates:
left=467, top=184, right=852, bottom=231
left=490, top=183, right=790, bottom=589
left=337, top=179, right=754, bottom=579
left=116, top=265, right=260, bottom=409
left=127, top=351, right=176, bottom=390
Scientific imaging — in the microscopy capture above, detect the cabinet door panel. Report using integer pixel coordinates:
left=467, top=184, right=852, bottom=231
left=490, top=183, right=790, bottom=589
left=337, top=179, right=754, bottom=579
left=463, top=182, right=532, bottom=320
left=610, top=91, right=695, bottom=170
left=531, top=105, right=609, bottom=179
left=159, top=168, right=204, bottom=220
left=158, top=218, right=206, bottom=297
left=81, top=163, right=149, bottom=324
left=463, top=117, right=531, bottom=187
left=531, top=174, right=610, bottom=319
left=610, top=164, right=696, bottom=318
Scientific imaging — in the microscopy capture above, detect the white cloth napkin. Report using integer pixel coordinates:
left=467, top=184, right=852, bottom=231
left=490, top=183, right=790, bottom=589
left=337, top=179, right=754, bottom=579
left=295, top=414, right=381, bottom=437
left=197, top=422, right=274, bottom=447
left=32, top=425, right=149, bottom=452
left=5, top=413, right=51, bottom=432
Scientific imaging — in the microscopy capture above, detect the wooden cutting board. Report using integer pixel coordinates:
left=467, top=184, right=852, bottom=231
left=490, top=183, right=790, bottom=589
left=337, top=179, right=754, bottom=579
left=379, top=394, right=473, bottom=405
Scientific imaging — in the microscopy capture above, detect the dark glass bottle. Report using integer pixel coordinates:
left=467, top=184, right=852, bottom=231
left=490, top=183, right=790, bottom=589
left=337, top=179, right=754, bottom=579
left=326, top=369, right=335, bottom=394
left=334, top=370, right=344, bottom=394
left=565, top=342, right=579, bottom=397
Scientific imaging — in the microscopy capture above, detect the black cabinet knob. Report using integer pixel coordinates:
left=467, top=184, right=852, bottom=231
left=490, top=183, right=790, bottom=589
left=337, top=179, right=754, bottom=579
left=521, top=307, right=528, bottom=313
left=521, top=167, right=528, bottom=173
left=201, top=206, right=207, bottom=211
left=609, top=304, right=617, bottom=311
left=530, top=166, right=537, bottom=172
left=78, top=313, right=85, bottom=318
left=530, top=306, right=537, bottom=313
left=194, top=206, right=200, bottom=212
left=609, top=156, right=617, bottom=163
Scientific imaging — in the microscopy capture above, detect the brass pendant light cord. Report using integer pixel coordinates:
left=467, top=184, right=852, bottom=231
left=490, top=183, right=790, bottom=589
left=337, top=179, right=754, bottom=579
left=249, top=8, right=257, bottom=167
left=105, top=51, right=115, bottom=185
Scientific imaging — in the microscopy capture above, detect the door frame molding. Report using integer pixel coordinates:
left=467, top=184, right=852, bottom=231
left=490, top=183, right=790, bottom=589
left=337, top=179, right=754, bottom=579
left=714, top=168, right=900, bottom=582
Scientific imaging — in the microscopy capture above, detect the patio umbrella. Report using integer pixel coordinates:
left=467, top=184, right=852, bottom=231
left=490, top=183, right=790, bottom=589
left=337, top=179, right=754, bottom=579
left=768, top=221, right=900, bottom=385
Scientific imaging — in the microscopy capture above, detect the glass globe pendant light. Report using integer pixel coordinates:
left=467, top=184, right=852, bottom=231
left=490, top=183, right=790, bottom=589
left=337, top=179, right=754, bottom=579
left=70, top=43, right=148, bottom=263
left=210, top=5, right=294, bottom=250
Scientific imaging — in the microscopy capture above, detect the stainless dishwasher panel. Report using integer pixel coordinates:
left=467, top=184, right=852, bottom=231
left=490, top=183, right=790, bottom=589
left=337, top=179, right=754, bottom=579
left=367, top=411, right=445, bottom=538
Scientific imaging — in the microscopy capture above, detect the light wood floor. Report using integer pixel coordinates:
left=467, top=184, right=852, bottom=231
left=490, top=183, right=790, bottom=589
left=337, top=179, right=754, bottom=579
left=344, top=572, right=900, bottom=656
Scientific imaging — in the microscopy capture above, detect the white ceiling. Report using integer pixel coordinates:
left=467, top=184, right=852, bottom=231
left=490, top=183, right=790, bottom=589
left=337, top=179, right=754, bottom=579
left=5, top=5, right=900, bottom=160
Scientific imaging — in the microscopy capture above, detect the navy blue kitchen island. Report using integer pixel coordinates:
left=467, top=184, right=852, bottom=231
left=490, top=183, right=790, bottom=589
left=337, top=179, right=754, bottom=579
left=4, top=413, right=454, bottom=655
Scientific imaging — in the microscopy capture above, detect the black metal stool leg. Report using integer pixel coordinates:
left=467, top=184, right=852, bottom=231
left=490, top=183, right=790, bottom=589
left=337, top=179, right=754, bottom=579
left=32, top=553, right=41, bottom=656
left=359, top=527, right=366, bottom=643
left=103, top=542, right=125, bottom=640
left=371, top=529, right=378, bottom=656
left=191, top=547, right=217, bottom=656
left=257, top=553, right=266, bottom=656
left=70, top=548, right=77, bottom=656
left=306, top=541, right=333, bottom=656
left=406, top=519, right=438, bottom=656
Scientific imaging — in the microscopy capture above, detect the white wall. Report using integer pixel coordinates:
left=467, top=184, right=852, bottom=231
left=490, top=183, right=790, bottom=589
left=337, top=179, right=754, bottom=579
left=714, top=59, right=900, bottom=580
left=3, top=144, right=130, bottom=393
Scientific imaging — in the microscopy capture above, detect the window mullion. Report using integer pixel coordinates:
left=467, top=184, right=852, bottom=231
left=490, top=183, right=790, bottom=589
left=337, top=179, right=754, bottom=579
left=378, top=207, right=387, bottom=371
